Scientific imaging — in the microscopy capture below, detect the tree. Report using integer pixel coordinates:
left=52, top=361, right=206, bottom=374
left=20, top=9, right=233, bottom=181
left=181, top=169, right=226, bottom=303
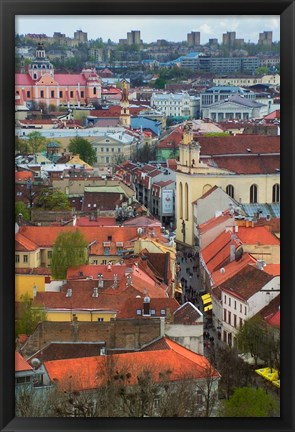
left=51, top=230, right=88, bottom=279
left=27, top=131, right=47, bottom=154
left=68, top=137, right=97, bottom=165
left=15, top=137, right=30, bottom=154
left=15, top=201, right=30, bottom=222
left=218, top=387, right=278, bottom=417
left=255, top=66, right=269, bottom=75
left=15, top=293, right=47, bottom=337
left=236, top=315, right=280, bottom=370
left=35, top=189, right=71, bottom=211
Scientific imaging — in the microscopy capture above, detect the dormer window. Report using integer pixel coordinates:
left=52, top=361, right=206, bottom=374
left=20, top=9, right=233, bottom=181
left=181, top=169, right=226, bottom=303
left=136, top=309, right=142, bottom=315
left=160, top=309, right=166, bottom=316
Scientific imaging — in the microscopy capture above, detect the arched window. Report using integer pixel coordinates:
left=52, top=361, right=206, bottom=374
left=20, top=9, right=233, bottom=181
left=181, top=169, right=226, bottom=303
left=179, top=182, right=183, bottom=219
left=202, top=184, right=212, bottom=195
left=272, top=184, right=280, bottom=203
left=93, top=87, right=97, bottom=95
left=250, top=184, right=258, bottom=203
left=185, top=183, right=189, bottom=221
left=226, top=184, right=234, bottom=199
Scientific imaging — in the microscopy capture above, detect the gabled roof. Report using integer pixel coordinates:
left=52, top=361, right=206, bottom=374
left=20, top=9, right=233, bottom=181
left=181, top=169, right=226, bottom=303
left=15, top=351, right=33, bottom=372
left=15, top=171, right=34, bottom=182
left=67, top=155, right=93, bottom=170
left=44, top=338, right=220, bottom=391
left=257, top=294, right=280, bottom=329
left=237, top=226, right=280, bottom=245
left=198, top=211, right=233, bottom=234
left=201, top=231, right=236, bottom=273
left=117, top=297, right=180, bottom=319
left=173, top=302, right=203, bottom=325
left=15, top=232, right=39, bottom=252
left=219, top=265, right=274, bottom=301
left=212, top=253, right=256, bottom=287
left=196, top=135, right=280, bottom=155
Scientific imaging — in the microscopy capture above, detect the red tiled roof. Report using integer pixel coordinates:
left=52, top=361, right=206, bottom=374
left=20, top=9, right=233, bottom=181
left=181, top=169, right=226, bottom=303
left=262, top=264, right=280, bottom=276
left=66, top=264, right=128, bottom=280
left=15, top=232, right=39, bottom=252
left=15, top=351, right=33, bottom=372
left=158, top=126, right=183, bottom=148
left=219, top=265, right=273, bottom=301
left=212, top=253, right=256, bottom=287
left=44, top=338, right=220, bottom=391
left=117, top=297, right=179, bottom=319
left=196, top=135, right=280, bottom=155
left=258, top=294, right=280, bottom=329
left=15, top=73, right=35, bottom=86
left=201, top=231, right=236, bottom=273
left=15, top=171, right=34, bottom=182
left=263, top=110, right=280, bottom=120
left=173, top=302, right=203, bottom=325
left=198, top=212, right=232, bottom=234
left=204, top=155, right=280, bottom=174
left=237, top=226, right=280, bottom=245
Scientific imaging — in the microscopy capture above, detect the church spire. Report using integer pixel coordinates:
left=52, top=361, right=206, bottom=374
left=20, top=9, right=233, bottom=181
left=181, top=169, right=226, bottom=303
left=119, top=79, right=130, bottom=127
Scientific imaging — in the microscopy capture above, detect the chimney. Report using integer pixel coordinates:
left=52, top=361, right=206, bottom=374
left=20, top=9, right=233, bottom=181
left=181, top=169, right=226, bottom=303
left=98, top=274, right=104, bottom=288
left=113, top=274, right=118, bottom=288
left=230, top=244, right=236, bottom=262
left=143, top=296, right=151, bottom=315
left=66, top=288, right=72, bottom=297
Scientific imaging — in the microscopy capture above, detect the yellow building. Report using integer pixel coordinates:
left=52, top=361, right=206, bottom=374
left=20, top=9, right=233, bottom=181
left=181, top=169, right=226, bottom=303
left=15, top=274, right=46, bottom=302
left=175, top=122, right=280, bottom=248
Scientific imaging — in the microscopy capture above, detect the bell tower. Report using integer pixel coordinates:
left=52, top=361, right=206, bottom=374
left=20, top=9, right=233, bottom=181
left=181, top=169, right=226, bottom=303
left=179, top=121, right=201, bottom=171
left=119, top=79, right=131, bottom=127
left=28, top=42, right=54, bottom=81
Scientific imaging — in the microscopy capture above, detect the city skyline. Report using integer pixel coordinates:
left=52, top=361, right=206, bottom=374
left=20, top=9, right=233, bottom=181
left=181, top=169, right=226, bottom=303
left=16, top=15, right=280, bottom=44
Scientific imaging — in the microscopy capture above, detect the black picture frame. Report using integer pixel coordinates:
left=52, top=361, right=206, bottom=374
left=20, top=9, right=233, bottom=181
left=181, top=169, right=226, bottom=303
left=1, top=1, right=294, bottom=431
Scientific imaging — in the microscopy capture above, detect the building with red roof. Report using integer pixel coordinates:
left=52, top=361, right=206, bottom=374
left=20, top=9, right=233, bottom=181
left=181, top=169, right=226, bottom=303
left=175, top=123, right=280, bottom=250
left=15, top=351, right=36, bottom=389
left=16, top=43, right=101, bottom=109
left=43, top=337, right=220, bottom=414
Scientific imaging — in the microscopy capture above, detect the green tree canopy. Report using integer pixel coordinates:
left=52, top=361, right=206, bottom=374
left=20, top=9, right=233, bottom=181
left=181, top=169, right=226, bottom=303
left=27, top=131, right=47, bottom=154
left=51, top=230, right=88, bottom=279
left=35, top=189, right=71, bottom=211
left=15, top=201, right=30, bottom=222
left=236, top=315, right=280, bottom=370
left=16, top=293, right=47, bottom=337
left=68, top=137, right=97, bottom=165
left=219, top=387, right=278, bottom=417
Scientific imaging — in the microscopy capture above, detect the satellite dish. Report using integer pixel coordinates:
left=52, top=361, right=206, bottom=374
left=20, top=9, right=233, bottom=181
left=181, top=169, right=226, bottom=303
left=220, top=268, right=225, bottom=274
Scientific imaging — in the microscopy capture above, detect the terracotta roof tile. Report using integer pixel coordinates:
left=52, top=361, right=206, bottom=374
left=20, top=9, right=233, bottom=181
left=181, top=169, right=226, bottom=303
left=196, top=135, right=280, bottom=155
left=173, top=302, right=203, bottom=325
left=15, top=171, right=34, bottom=182
left=219, top=265, right=273, bottom=300
left=204, top=155, right=280, bottom=174
left=15, top=233, right=39, bottom=252
left=117, top=297, right=179, bottom=319
left=212, top=253, right=256, bottom=287
left=15, top=351, right=33, bottom=372
left=237, top=226, right=280, bottom=245
left=44, top=338, right=220, bottom=391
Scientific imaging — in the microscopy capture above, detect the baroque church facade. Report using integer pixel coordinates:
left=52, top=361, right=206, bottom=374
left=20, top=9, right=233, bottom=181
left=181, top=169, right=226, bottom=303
left=15, top=43, right=102, bottom=109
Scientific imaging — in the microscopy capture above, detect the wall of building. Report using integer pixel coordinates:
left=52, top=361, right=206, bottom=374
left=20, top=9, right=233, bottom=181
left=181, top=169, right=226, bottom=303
left=165, top=323, right=204, bottom=355
left=15, top=274, right=46, bottom=301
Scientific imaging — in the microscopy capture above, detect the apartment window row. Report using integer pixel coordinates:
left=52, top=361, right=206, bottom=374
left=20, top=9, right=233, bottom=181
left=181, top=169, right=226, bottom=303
left=37, top=90, right=85, bottom=99
left=15, top=255, right=28, bottom=263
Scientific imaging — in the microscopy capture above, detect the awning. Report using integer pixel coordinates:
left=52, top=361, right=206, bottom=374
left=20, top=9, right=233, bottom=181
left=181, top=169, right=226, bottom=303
left=201, top=293, right=211, bottom=301
left=272, top=380, right=280, bottom=388
left=203, top=297, right=212, bottom=305
left=255, top=367, right=279, bottom=382
left=204, top=304, right=213, bottom=312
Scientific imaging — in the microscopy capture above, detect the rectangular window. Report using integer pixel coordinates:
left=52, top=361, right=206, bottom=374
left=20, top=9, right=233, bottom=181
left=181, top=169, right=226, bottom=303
left=51, top=90, right=54, bottom=98
left=26, top=91, right=30, bottom=98
left=15, top=255, right=20, bottom=263
left=245, top=307, right=247, bottom=315
left=234, top=314, right=237, bottom=328
left=136, top=309, right=142, bottom=315
left=70, top=91, right=74, bottom=98
left=234, top=301, right=237, bottom=310
left=223, top=309, right=226, bottom=322
left=111, top=148, right=114, bottom=152
left=104, top=247, right=110, bottom=255
left=239, top=318, right=243, bottom=328
left=150, top=309, right=156, bottom=315
left=224, top=295, right=226, bottom=305
left=81, top=91, right=84, bottom=98
left=97, top=318, right=104, bottom=322
left=59, top=91, right=63, bottom=98
left=106, top=148, right=109, bottom=152
left=23, top=255, right=28, bottom=263
left=228, top=298, right=231, bottom=307
left=47, top=251, right=52, bottom=259
left=40, top=90, right=44, bottom=98
left=160, top=309, right=166, bottom=316
left=240, top=304, right=242, bottom=313
left=228, top=311, right=231, bottom=325
left=116, top=247, right=123, bottom=256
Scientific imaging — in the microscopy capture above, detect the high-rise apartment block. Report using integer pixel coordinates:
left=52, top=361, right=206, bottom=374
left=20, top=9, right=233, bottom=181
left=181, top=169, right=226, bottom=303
left=187, top=31, right=200, bottom=47
left=74, top=30, right=88, bottom=43
left=259, top=31, right=273, bottom=46
left=127, top=30, right=141, bottom=45
left=222, top=31, right=236, bottom=46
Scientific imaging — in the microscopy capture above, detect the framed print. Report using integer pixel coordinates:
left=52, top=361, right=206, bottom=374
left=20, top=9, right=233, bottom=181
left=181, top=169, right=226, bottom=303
left=1, top=0, right=294, bottom=431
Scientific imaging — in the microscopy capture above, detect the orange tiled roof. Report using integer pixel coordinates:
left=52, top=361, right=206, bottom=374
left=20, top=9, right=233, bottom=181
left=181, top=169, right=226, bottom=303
left=261, top=264, right=280, bottom=276
left=212, top=253, right=256, bottom=287
left=15, top=351, right=33, bottom=372
left=15, top=232, right=39, bottom=252
left=196, top=135, right=280, bottom=154
left=237, top=226, right=280, bottom=245
left=117, top=297, right=179, bottom=319
left=15, top=171, right=34, bottom=182
left=198, top=211, right=232, bottom=234
left=201, top=231, right=237, bottom=273
left=44, top=338, right=220, bottom=391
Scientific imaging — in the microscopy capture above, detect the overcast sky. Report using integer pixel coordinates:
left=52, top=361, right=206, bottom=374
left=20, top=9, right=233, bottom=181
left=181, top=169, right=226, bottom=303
left=16, top=15, right=280, bottom=44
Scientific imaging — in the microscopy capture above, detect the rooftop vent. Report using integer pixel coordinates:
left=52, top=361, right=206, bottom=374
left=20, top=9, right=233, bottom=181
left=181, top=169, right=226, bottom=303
left=66, top=288, right=72, bottom=297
